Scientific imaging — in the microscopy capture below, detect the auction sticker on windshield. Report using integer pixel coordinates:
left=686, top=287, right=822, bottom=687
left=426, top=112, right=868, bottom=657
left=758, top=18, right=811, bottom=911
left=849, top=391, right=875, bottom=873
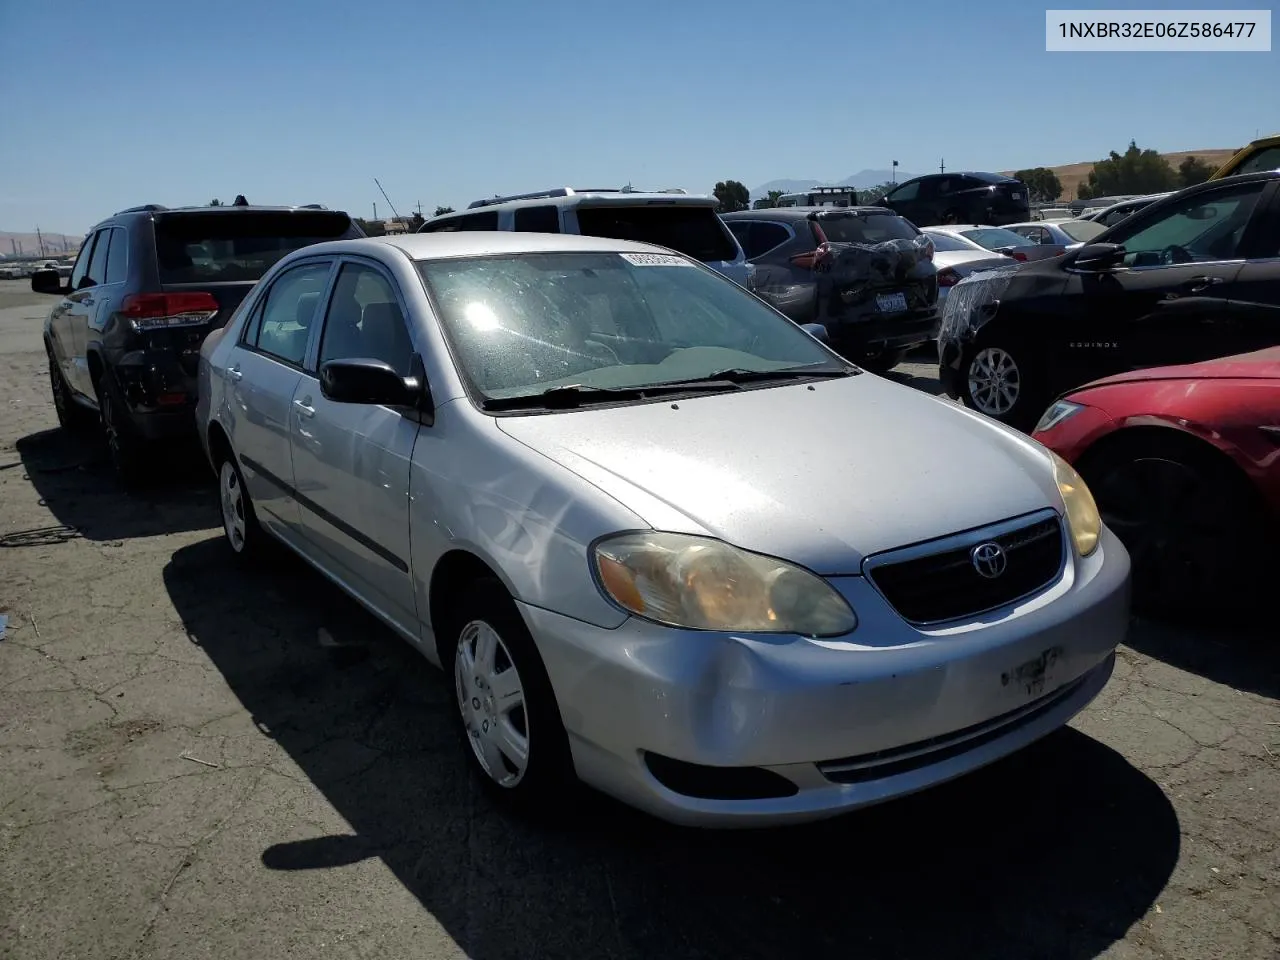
left=619, top=253, right=694, bottom=267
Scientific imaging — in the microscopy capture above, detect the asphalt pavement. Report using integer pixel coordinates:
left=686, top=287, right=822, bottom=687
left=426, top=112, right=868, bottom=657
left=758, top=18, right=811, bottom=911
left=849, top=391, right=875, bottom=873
left=0, top=279, right=1277, bottom=960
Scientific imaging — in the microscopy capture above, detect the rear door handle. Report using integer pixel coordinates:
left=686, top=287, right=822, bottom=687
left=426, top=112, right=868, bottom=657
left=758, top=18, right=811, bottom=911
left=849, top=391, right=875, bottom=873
left=228, top=364, right=243, bottom=382
left=293, top=397, right=315, bottom=419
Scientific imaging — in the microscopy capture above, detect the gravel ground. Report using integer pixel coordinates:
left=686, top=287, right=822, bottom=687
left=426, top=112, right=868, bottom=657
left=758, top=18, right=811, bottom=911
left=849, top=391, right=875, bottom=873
left=0, top=278, right=1277, bottom=960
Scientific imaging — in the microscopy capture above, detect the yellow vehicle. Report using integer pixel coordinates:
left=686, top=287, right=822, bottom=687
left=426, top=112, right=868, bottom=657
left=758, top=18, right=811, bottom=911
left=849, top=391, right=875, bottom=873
left=1209, top=134, right=1280, bottom=179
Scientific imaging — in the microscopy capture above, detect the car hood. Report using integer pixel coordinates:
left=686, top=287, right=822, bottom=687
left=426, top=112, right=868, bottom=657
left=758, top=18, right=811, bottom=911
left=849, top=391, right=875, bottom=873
left=495, top=374, right=1060, bottom=574
left=1078, top=346, right=1280, bottom=390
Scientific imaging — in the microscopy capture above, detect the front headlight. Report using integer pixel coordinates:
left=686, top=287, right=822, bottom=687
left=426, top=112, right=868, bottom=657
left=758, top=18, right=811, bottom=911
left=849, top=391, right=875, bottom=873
left=1034, top=400, right=1084, bottom=434
left=1050, top=452, right=1101, bottom=557
left=592, top=532, right=857, bottom=636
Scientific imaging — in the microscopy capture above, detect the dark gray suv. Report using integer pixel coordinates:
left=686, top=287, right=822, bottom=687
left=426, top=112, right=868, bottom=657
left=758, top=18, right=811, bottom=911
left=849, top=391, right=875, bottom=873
left=722, top=206, right=938, bottom=372
left=31, top=201, right=362, bottom=485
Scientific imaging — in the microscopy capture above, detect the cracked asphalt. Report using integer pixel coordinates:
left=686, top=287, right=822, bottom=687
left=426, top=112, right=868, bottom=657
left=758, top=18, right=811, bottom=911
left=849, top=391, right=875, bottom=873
left=0, top=279, right=1277, bottom=960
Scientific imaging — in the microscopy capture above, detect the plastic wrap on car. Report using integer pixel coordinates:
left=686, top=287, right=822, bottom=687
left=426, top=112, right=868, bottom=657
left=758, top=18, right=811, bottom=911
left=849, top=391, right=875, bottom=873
left=938, top=265, right=1021, bottom=342
left=815, top=237, right=934, bottom=319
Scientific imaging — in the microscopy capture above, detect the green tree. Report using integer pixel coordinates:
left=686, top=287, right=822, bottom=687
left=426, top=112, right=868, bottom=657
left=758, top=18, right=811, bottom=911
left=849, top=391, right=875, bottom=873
left=433, top=205, right=455, bottom=217
left=713, top=180, right=750, bottom=213
left=1080, top=140, right=1176, bottom=198
left=1013, top=167, right=1063, bottom=204
left=1177, top=155, right=1214, bottom=188
left=209, top=198, right=221, bottom=206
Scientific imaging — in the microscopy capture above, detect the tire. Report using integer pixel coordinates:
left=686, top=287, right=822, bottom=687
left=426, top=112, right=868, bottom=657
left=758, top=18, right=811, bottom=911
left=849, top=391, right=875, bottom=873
left=855, top=346, right=909, bottom=374
left=446, top=578, right=574, bottom=815
left=47, top=348, right=92, bottom=432
left=959, top=340, right=1044, bottom=432
left=1078, top=432, right=1273, bottom=621
left=94, top=370, right=150, bottom=487
left=214, top=450, right=266, bottom=565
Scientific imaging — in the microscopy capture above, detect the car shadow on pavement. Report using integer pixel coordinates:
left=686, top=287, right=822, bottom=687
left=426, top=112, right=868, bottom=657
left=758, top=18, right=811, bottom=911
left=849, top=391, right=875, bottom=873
left=165, top=536, right=1181, bottom=960
left=13, top=428, right=216, bottom=542
left=1126, top=617, right=1279, bottom=701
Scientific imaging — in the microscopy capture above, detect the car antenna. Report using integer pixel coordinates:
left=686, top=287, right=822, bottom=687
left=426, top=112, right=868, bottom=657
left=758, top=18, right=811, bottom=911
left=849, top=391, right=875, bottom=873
left=373, top=177, right=404, bottom=224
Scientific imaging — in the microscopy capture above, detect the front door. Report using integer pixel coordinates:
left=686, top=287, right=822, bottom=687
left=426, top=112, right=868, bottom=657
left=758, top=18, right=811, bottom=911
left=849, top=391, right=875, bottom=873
left=290, top=258, right=420, bottom=636
left=48, top=232, right=99, bottom=397
left=66, top=229, right=111, bottom=397
left=1070, top=177, right=1276, bottom=376
left=224, top=258, right=334, bottom=538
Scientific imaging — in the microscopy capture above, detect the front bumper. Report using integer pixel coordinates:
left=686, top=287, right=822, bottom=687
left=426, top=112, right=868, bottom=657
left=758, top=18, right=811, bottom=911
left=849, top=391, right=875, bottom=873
left=523, top=524, right=1129, bottom=827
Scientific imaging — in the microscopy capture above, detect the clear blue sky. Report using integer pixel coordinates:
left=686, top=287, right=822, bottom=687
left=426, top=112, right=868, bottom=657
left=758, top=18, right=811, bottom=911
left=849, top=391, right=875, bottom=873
left=1, top=0, right=1275, bottom=234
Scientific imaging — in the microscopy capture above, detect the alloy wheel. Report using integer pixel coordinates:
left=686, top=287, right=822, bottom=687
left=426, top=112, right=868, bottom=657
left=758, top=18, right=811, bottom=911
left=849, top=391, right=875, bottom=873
left=454, top=620, right=530, bottom=788
left=967, top=346, right=1022, bottom=416
left=219, top=460, right=247, bottom=553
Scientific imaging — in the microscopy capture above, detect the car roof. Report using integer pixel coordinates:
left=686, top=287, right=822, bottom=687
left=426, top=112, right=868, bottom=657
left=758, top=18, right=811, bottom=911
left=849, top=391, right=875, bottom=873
left=723, top=205, right=895, bottom=219
left=305, top=231, right=684, bottom=261
left=902, top=171, right=1019, bottom=184
left=924, top=224, right=1009, bottom=232
left=432, top=190, right=715, bottom=217
left=95, top=204, right=342, bottom=230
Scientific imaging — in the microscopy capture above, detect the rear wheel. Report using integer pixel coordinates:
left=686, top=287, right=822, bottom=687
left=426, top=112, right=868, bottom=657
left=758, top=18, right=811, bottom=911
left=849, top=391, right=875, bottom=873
left=95, top=371, right=149, bottom=487
left=1079, top=433, right=1272, bottom=620
left=960, top=342, right=1044, bottom=431
left=216, top=452, right=266, bottom=565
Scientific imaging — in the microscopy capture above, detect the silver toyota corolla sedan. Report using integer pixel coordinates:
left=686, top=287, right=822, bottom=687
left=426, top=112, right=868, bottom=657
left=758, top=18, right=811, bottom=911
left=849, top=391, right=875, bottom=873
left=196, top=231, right=1130, bottom=827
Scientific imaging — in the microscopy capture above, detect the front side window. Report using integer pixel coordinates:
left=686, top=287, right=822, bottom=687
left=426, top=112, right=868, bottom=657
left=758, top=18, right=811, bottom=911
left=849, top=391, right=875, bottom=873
left=513, top=205, right=561, bottom=233
left=885, top=181, right=920, bottom=203
left=252, top=261, right=332, bottom=366
left=1233, top=146, right=1280, bottom=177
left=418, top=252, right=843, bottom=403
left=1108, top=181, right=1266, bottom=266
left=318, top=263, right=414, bottom=376
left=69, top=233, right=98, bottom=289
left=84, top=230, right=110, bottom=287
left=1058, top=220, right=1106, bottom=243
left=424, top=212, right=500, bottom=232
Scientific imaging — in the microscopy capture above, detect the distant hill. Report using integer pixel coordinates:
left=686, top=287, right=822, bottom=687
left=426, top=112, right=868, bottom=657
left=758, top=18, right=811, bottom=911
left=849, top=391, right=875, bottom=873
left=751, top=169, right=920, bottom=199
left=0, top=231, right=84, bottom=259
left=1001, top=148, right=1237, bottom=200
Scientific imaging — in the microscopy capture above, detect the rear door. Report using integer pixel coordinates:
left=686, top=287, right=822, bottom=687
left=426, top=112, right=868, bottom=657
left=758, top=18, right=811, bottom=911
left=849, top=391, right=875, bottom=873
left=727, top=219, right=815, bottom=321
left=882, top=178, right=928, bottom=225
left=290, top=257, right=420, bottom=636
left=223, top=258, right=335, bottom=538
left=66, top=229, right=110, bottom=397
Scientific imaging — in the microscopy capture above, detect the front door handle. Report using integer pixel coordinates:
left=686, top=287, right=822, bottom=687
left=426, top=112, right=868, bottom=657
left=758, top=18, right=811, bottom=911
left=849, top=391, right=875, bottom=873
left=228, top=364, right=243, bottom=382
left=1181, top=276, right=1225, bottom=294
left=81, top=297, right=95, bottom=306
left=293, top=397, right=315, bottom=419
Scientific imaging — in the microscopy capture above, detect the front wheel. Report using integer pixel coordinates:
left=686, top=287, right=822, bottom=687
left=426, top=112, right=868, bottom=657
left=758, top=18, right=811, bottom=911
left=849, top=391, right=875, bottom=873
left=449, top=578, right=574, bottom=814
left=960, top=343, right=1042, bottom=431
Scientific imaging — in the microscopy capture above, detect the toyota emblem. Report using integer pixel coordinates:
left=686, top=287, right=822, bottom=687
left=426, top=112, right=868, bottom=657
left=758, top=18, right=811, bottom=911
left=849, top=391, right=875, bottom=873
left=970, top=542, right=1008, bottom=579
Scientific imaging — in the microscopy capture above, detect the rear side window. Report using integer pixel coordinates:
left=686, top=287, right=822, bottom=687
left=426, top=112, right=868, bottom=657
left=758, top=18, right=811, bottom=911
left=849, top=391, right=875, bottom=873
left=85, top=229, right=110, bottom=286
left=1234, top=146, right=1280, bottom=177
left=727, top=221, right=792, bottom=259
left=105, top=228, right=129, bottom=284
left=961, top=228, right=1037, bottom=249
left=814, top=213, right=919, bottom=244
left=575, top=205, right=738, bottom=263
left=250, top=261, right=332, bottom=366
left=424, top=212, right=500, bottom=232
left=513, top=205, right=560, bottom=233
left=884, top=181, right=920, bottom=203
left=153, top=211, right=355, bottom=284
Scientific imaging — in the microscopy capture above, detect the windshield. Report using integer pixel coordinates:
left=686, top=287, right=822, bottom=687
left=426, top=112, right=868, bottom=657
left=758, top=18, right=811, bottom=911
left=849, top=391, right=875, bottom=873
left=418, top=252, right=844, bottom=402
left=960, top=227, right=1036, bottom=249
left=154, top=211, right=355, bottom=283
left=1057, top=220, right=1107, bottom=242
left=573, top=205, right=739, bottom=263
left=814, top=212, right=918, bottom=244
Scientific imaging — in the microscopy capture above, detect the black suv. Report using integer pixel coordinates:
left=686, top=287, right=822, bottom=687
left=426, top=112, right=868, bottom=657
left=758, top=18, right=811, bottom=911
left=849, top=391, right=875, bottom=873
left=721, top=206, right=938, bottom=372
left=881, top=172, right=1030, bottom=227
left=32, top=202, right=363, bottom=483
left=938, top=170, right=1280, bottom=430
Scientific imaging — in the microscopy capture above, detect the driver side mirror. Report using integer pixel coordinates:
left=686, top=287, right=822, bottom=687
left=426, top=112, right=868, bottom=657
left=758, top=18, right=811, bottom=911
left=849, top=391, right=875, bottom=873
left=319, top=357, right=427, bottom=412
left=800, top=322, right=830, bottom=343
left=31, top=269, right=67, bottom=295
left=1072, top=242, right=1126, bottom=271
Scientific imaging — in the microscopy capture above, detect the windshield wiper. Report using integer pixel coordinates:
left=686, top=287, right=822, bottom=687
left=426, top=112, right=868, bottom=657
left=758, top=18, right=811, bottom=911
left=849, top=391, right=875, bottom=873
left=481, top=381, right=741, bottom=411
left=652, top=366, right=857, bottom=387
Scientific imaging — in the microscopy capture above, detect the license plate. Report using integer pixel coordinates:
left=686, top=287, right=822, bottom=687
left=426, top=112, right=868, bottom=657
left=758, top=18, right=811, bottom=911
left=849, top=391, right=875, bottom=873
left=876, top=292, right=908, bottom=313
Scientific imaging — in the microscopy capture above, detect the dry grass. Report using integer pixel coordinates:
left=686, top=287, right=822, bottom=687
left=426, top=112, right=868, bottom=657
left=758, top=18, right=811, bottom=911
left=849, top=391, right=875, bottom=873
left=1002, top=148, right=1238, bottom=201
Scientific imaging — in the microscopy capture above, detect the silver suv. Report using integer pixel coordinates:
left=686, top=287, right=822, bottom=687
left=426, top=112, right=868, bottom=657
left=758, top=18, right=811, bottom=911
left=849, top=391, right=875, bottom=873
left=418, top=186, right=753, bottom=289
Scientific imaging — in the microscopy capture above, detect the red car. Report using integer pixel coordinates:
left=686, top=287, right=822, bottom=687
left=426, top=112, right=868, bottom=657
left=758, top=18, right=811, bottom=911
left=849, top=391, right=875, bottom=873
left=1032, top=347, right=1280, bottom=615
